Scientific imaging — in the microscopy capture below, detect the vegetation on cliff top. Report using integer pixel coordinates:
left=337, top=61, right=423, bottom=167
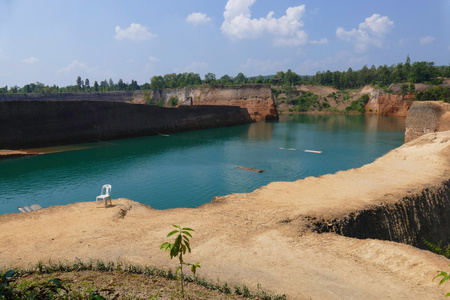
left=1, top=55, right=448, bottom=96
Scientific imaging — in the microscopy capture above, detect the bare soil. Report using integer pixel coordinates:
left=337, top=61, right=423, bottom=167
left=1, top=131, right=450, bottom=299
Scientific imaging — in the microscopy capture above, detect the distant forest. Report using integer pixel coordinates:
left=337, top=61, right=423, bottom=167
left=1, top=56, right=449, bottom=96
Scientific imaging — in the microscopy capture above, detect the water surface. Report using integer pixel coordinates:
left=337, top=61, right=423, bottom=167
left=0, top=114, right=405, bottom=214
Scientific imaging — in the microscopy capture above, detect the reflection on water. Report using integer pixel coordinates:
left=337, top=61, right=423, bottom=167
left=0, top=114, right=405, bottom=215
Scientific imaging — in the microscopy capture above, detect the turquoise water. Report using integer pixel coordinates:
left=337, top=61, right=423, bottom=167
left=0, top=114, right=405, bottom=215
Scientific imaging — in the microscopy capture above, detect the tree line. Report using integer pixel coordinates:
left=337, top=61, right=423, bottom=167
left=1, top=56, right=448, bottom=95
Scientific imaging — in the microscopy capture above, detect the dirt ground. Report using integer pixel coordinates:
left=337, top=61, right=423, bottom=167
left=1, top=131, right=450, bottom=299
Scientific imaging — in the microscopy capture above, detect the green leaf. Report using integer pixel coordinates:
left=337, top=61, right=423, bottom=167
left=160, top=242, right=170, bottom=250
left=173, top=224, right=181, bottom=229
left=182, top=227, right=194, bottom=232
left=182, top=231, right=193, bottom=238
left=446, top=292, right=450, bottom=297
left=174, top=235, right=182, bottom=247
left=167, top=230, right=179, bottom=238
left=185, top=240, right=191, bottom=253
left=3, top=270, right=15, bottom=280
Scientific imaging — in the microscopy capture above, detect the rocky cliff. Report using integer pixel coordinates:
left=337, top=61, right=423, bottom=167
left=145, top=84, right=278, bottom=121
left=310, top=179, right=450, bottom=247
left=405, top=101, right=450, bottom=142
left=0, top=101, right=252, bottom=149
left=366, top=92, right=413, bottom=117
left=1, top=85, right=278, bottom=121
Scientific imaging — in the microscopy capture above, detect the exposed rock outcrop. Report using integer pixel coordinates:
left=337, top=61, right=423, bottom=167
left=1, top=85, right=278, bottom=122
left=145, top=85, right=278, bottom=121
left=193, top=84, right=278, bottom=121
left=0, top=101, right=252, bottom=149
left=366, top=90, right=413, bottom=117
left=309, top=180, right=450, bottom=247
left=405, top=101, right=450, bottom=142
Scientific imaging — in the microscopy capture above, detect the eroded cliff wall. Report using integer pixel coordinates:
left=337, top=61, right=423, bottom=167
left=146, top=85, right=278, bottom=121
left=0, top=101, right=252, bottom=149
left=405, top=101, right=450, bottom=142
left=366, top=90, right=413, bottom=117
left=310, top=180, right=450, bottom=248
left=193, top=85, right=278, bottom=121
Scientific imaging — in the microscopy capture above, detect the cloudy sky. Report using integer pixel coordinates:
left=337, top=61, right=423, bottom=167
left=1, top=0, right=449, bottom=87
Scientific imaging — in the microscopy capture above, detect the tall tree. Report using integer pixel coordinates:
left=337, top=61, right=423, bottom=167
left=150, top=75, right=165, bottom=90
left=76, top=76, right=82, bottom=91
left=204, top=73, right=216, bottom=84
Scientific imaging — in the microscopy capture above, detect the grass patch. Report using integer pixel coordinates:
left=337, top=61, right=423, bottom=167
left=1, top=259, right=286, bottom=299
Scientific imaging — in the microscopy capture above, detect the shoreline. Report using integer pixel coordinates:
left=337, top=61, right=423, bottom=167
left=1, top=131, right=450, bottom=299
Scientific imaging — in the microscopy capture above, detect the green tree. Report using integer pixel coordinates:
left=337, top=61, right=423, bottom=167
left=76, top=76, right=83, bottom=91
left=108, top=78, right=114, bottom=90
left=117, top=78, right=126, bottom=91
left=400, top=83, right=409, bottom=95
left=85, top=78, right=90, bottom=91
left=204, top=72, right=216, bottom=84
left=219, top=74, right=232, bottom=85
left=94, top=81, right=99, bottom=92
left=234, top=72, right=247, bottom=84
left=150, top=75, right=165, bottom=90
left=164, top=73, right=178, bottom=88
left=409, top=61, right=438, bottom=83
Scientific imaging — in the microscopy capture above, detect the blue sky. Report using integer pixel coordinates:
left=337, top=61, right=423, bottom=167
left=1, top=0, right=449, bottom=87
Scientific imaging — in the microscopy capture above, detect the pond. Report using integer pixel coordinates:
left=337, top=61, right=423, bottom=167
left=0, top=114, right=405, bottom=215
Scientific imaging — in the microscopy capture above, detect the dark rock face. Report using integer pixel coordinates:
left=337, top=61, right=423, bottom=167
left=310, top=180, right=450, bottom=248
left=405, top=101, right=450, bottom=142
left=0, top=101, right=252, bottom=149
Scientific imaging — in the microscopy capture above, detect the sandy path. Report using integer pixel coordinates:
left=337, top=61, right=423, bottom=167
left=1, top=131, right=450, bottom=299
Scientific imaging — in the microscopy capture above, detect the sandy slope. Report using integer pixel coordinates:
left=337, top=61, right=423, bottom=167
left=1, top=131, right=450, bottom=299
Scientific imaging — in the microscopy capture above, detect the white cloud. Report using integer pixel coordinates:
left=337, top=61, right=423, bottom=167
left=310, top=38, right=328, bottom=45
left=174, top=61, right=208, bottom=74
left=114, top=23, right=156, bottom=41
left=221, top=0, right=308, bottom=46
left=56, top=60, right=91, bottom=74
left=148, top=56, right=160, bottom=62
left=186, top=12, right=211, bottom=25
left=297, top=51, right=368, bottom=75
left=336, top=14, right=394, bottom=52
left=240, top=58, right=289, bottom=74
left=22, top=57, right=39, bottom=64
left=420, top=36, right=435, bottom=45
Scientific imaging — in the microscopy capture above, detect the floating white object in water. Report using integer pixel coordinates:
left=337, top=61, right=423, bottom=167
left=279, top=147, right=297, bottom=151
left=18, top=204, right=42, bottom=213
left=304, top=150, right=322, bottom=154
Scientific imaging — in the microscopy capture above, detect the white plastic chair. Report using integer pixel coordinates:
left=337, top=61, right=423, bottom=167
left=96, top=184, right=112, bottom=208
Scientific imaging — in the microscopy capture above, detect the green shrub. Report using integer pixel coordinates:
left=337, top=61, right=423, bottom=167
left=415, top=86, right=450, bottom=102
left=168, top=96, right=178, bottom=107
left=345, top=93, right=370, bottom=113
left=423, top=239, right=450, bottom=259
